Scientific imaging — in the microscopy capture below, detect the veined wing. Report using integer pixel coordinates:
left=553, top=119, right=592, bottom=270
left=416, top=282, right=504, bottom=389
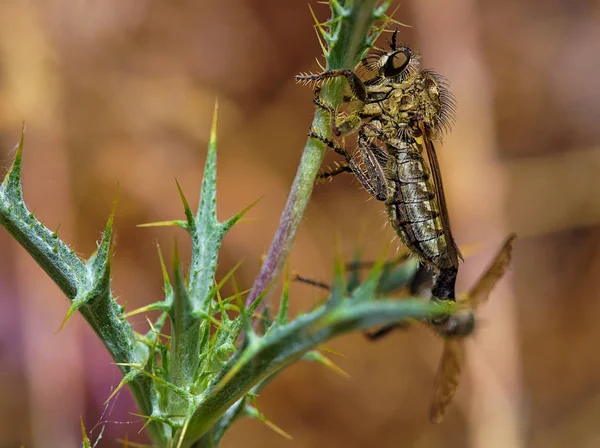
left=430, top=337, right=465, bottom=423
left=462, top=233, right=516, bottom=310
left=430, top=234, right=515, bottom=422
left=418, top=122, right=462, bottom=268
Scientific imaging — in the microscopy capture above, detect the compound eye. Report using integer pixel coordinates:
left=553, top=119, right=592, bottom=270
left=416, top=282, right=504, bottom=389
left=384, top=47, right=412, bottom=77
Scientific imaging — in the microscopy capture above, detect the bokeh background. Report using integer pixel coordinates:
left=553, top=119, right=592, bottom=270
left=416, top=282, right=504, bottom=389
left=1, top=0, right=600, bottom=447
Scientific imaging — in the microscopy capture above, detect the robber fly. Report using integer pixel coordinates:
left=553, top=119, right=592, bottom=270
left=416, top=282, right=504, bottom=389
left=296, top=30, right=465, bottom=330
left=296, top=30, right=517, bottom=421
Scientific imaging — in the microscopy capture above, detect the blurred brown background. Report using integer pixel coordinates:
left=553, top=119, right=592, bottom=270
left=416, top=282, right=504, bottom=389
left=1, top=0, right=600, bottom=447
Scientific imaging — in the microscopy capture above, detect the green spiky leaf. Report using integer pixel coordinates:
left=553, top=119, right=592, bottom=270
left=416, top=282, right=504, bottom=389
left=187, top=103, right=223, bottom=312
left=179, top=297, right=452, bottom=444
left=0, top=128, right=169, bottom=445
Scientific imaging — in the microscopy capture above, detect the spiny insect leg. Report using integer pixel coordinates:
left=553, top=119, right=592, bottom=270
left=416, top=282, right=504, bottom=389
left=296, top=69, right=367, bottom=102
left=292, top=272, right=331, bottom=291
left=317, top=162, right=353, bottom=183
left=313, top=88, right=362, bottom=137
left=308, top=128, right=352, bottom=159
left=308, top=129, right=384, bottom=201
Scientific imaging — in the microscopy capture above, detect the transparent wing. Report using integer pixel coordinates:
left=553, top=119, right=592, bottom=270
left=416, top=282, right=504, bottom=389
left=430, top=338, right=465, bottom=423
left=430, top=236, right=516, bottom=422
left=464, top=233, right=516, bottom=309
left=419, top=122, right=462, bottom=268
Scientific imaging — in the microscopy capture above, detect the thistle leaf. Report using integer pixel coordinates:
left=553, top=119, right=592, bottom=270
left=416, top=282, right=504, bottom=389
left=182, top=298, right=450, bottom=444
left=0, top=130, right=170, bottom=445
left=188, top=101, right=223, bottom=312
left=171, top=244, right=200, bottom=386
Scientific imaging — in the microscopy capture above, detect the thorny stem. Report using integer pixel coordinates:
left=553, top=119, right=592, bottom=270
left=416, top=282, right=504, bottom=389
left=244, top=137, right=325, bottom=310
left=245, top=0, right=381, bottom=311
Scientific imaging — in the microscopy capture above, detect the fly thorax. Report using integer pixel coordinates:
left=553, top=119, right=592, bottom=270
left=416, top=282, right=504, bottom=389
left=384, top=101, right=399, bottom=117
left=398, top=93, right=416, bottom=112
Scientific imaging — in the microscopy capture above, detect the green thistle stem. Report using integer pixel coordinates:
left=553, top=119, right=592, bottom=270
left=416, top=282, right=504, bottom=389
left=245, top=0, right=383, bottom=310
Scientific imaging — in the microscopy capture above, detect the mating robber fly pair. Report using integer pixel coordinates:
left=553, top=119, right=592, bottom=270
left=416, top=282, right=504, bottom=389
left=295, top=29, right=515, bottom=422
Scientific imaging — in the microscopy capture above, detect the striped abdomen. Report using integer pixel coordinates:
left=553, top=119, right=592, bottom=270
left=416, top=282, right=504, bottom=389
left=384, top=140, right=455, bottom=271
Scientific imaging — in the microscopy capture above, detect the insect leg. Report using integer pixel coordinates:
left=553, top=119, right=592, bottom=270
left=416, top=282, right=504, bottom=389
left=296, top=69, right=367, bottom=102
left=308, top=129, right=385, bottom=202
left=317, top=162, right=353, bottom=183
left=312, top=87, right=362, bottom=137
left=292, top=273, right=331, bottom=291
